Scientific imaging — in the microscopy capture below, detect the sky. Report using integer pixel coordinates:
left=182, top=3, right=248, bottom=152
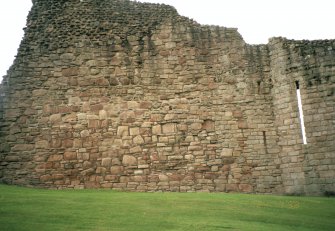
left=0, top=0, right=334, bottom=82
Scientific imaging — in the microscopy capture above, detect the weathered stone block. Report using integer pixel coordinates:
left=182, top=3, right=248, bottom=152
left=162, top=123, right=176, bottom=134
left=129, top=146, right=142, bottom=154
left=133, top=135, right=144, bottom=145
left=64, top=152, right=77, bottom=160
left=158, top=174, right=169, bottom=182
left=130, top=127, right=140, bottom=136
left=35, top=140, right=49, bottom=149
left=48, top=155, right=63, bottom=162
left=117, top=126, right=129, bottom=137
left=62, top=67, right=79, bottom=76
left=101, top=158, right=112, bottom=167
left=99, top=110, right=108, bottom=119
left=50, top=114, right=62, bottom=123
left=88, top=119, right=100, bottom=128
left=202, top=120, right=215, bottom=132
left=221, top=148, right=233, bottom=157
left=189, top=123, right=202, bottom=131
left=5, top=156, right=19, bottom=162
left=152, top=125, right=161, bottom=135
left=122, top=155, right=137, bottom=166
left=237, top=120, right=248, bottom=129
left=110, top=166, right=123, bottom=175
left=40, top=175, right=52, bottom=182
left=11, top=144, right=34, bottom=152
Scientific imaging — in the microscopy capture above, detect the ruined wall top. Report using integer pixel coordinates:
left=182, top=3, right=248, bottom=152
left=20, top=0, right=242, bottom=54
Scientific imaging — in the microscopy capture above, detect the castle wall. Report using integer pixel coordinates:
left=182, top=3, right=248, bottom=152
left=269, top=38, right=335, bottom=195
left=0, top=0, right=334, bottom=194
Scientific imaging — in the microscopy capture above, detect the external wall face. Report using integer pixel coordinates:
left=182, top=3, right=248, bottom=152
left=0, top=0, right=334, bottom=194
left=269, top=39, right=335, bottom=195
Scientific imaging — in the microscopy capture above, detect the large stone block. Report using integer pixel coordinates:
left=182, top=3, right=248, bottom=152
left=11, top=144, right=34, bottom=152
left=221, top=148, right=233, bottom=157
left=122, top=155, right=137, bottom=166
left=64, top=152, right=77, bottom=160
left=117, top=126, right=129, bottom=137
left=62, top=67, right=79, bottom=76
left=35, top=140, right=49, bottom=149
left=162, top=123, right=176, bottom=134
left=101, top=158, right=112, bottom=167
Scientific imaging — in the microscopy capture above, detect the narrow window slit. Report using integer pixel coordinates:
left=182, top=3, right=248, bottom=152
left=257, top=80, right=261, bottom=94
left=295, top=81, right=307, bottom=144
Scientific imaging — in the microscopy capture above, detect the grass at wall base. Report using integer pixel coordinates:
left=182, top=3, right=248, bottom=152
left=0, top=184, right=334, bottom=231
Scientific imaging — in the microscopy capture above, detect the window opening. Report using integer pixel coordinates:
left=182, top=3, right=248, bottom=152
left=262, top=131, right=268, bottom=153
left=295, top=81, right=307, bottom=144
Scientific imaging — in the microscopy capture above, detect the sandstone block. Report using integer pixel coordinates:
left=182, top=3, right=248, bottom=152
left=140, top=101, right=152, bottom=109
left=64, top=152, right=77, bottom=160
left=88, top=119, right=100, bottom=128
left=127, top=101, right=139, bottom=109
left=101, top=158, right=112, bottom=167
left=164, top=114, right=176, bottom=120
left=5, top=109, right=20, bottom=118
left=48, top=155, right=63, bottom=162
left=188, top=145, right=202, bottom=151
left=80, top=130, right=90, bottom=138
left=110, top=166, right=123, bottom=175
left=233, top=110, right=243, bottom=118
left=202, top=120, right=215, bottom=132
left=152, top=125, right=161, bottom=135
left=159, top=174, right=169, bottom=182
left=129, top=146, right=142, bottom=154
left=11, top=144, right=34, bottom=152
left=133, top=135, right=144, bottom=145
left=32, top=89, right=48, bottom=97
left=122, top=155, right=137, bottom=166
left=62, top=67, right=79, bottom=76
left=117, top=126, right=129, bottom=137
left=52, top=174, right=64, bottom=180
left=226, top=184, right=238, bottom=192
left=190, top=122, right=202, bottom=131
left=5, top=156, right=19, bottom=162
left=138, top=164, right=149, bottom=169
left=84, top=181, right=100, bottom=189
left=50, top=114, right=62, bottom=123
left=238, top=120, right=248, bottom=129
left=96, top=167, right=106, bottom=174
left=120, top=111, right=135, bottom=121
left=112, top=158, right=121, bottom=165
left=83, top=161, right=92, bottom=168
left=184, top=136, right=194, bottom=142
left=221, top=148, right=233, bottom=157
left=81, top=168, right=94, bottom=176
left=99, top=110, right=108, bottom=119
left=40, top=175, right=52, bottom=182
left=162, top=123, right=176, bottom=134
left=35, top=140, right=49, bottom=149
left=239, top=184, right=253, bottom=192
left=134, top=170, right=143, bottom=175
left=130, top=127, right=140, bottom=136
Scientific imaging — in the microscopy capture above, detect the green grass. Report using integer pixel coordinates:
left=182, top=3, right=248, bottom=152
left=0, top=184, right=334, bottom=231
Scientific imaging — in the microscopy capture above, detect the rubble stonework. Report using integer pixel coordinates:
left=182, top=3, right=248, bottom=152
left=0, top=0, right=334, bottom=195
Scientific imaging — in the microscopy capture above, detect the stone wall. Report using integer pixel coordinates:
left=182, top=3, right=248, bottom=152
left=269, top=38, right=335, bottom=194
left=0, top=0, right=334, bottom=195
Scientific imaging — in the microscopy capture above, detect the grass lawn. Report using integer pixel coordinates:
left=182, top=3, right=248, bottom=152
left=0, top=184, right=334, bottom=231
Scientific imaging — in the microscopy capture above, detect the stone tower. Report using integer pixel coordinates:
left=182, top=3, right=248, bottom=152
left=0, top=0, right=334, bottom=195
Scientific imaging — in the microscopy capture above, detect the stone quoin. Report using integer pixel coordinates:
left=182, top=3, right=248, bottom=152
left=0, top=0, right=334, bottom=195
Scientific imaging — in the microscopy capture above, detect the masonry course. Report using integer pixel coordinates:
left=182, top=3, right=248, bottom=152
left=0, top=0, right=334, bottom=195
